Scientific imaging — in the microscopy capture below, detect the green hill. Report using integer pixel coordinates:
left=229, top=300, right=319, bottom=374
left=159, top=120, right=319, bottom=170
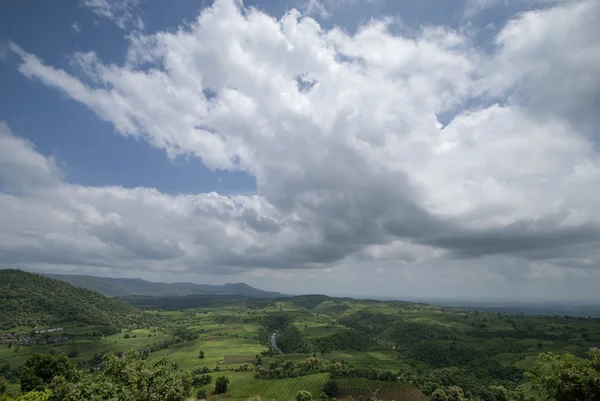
left=0, top=269, right=137, bottom=329
left=43, top=273, right=286, bottom=298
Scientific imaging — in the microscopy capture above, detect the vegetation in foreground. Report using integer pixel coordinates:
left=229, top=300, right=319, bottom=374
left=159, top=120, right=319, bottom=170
left=1, top=270, right=600, bottom=401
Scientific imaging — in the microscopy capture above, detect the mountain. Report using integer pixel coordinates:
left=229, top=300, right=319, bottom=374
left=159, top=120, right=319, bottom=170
left=209, top=282, right=284, bottom=298
left=43, top=273, right=286, bottom=299
left=0, top=269, right=136, bottom=329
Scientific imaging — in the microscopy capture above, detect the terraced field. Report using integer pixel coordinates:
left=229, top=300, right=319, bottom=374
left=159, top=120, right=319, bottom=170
left=197, top=372, right=329, bottom=401
left=336, top=379, right=428, bottom=401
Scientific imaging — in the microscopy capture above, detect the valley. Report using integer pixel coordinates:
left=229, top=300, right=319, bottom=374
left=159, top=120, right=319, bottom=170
left=1, top=270, right=600, bottom=401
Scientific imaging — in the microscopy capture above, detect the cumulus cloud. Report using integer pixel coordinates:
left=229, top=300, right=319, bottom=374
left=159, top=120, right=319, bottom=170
left=3, top=0, right=600, bottom=295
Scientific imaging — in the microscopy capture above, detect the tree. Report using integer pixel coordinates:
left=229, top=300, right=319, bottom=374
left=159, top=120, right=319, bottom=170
left=528, top=349, right=600, bottom=401
left=431, top=389, right=449, bottom=401
left=18, top=389, right=53, bottom=401
left=49, top=351, right=192, bottom=401
left=18, top=354, right=78, bottom=393
left=214, top=376, right=229, bottom=394
left=192, top=374, right=211, bottom=386
left=296, top=390, right=313, bottom=401
left=322, top=380, right=339, bottom=398
left=198, top=351, right=205, bottom=359
left=196, top=389, right=207, bottom=400
left=487, top=385, right=509, bottom=401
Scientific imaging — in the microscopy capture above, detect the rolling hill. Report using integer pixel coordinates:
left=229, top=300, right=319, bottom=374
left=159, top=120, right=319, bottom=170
left=43, top=273, right=286, bottom=298
left=0, top=269, right=136, bottom=329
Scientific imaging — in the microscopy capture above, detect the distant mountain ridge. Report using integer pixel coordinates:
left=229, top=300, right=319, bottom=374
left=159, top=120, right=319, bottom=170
left=43, top=273, right=286, bottom=299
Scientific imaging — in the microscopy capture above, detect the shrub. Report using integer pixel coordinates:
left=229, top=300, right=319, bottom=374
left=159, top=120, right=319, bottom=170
left=296, top=390, right=313, bottom=401
left=214, top=376, right=229, bottom=394
left=322, top=380, right=339, bottom=398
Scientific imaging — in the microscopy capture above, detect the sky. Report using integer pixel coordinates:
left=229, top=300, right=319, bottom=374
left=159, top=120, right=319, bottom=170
left=1, top=0, right=600, bottom=301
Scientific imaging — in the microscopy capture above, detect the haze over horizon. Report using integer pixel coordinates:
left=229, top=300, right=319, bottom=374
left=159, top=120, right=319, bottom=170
left=1, top=0, right=600, bottom=301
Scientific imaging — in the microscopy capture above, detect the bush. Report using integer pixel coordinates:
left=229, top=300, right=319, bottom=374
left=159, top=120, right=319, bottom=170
left=214, top=376, right=229, bottom=394
left=192, top=374, right=212, bottom=386
left=296, top=390, right=313, bottom=401
left=18, top=354, right=78, bottom=393
left=17, top=389, right=53, bottom=401
left=322, top=380, right=339, bottom=398
left=196, top=389, right=207, bottom=400
left=66, top=351, right=79, bottom=359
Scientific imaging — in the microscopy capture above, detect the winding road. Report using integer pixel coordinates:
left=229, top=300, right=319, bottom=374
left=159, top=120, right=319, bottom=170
left=270, top=332, right=282, bottom=354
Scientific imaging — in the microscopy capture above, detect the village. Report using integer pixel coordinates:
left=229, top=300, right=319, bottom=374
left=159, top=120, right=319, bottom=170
left=0, top=328, right=68, bottom=346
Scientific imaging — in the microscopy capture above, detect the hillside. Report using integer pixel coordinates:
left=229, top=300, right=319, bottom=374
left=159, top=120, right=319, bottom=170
left=44, top=273, right=285, bottom=298
left=0, top=269, right=136, bottom=329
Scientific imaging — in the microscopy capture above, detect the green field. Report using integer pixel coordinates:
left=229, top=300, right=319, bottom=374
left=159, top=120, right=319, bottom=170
left=336, top=379, right=429, bottom=401
left=196, top=372, right=330, bottom=401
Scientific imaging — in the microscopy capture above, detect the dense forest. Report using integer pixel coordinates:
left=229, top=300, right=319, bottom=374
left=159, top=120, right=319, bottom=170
left=0, top=270, right=136, bottom=329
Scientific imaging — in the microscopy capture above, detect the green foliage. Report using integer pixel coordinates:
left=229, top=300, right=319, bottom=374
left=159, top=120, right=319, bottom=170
left=255, top=357, right=396, bottom=381
left=445, top=386, right=468, bottom=401
left=309, top=330, right=372, bottom=352
left=18, top=354, right=78, bottom=393
left=196, top=389, right=207, bottom=400
left=198, top=350, right=205, bottom=359
left=258, top=314, right=309, bottom=353
left=0, top=270, right=135, bottom=329
left=214, top=376, right=230, bottom=394
left=321, top=380, right=339, bottom=397
left=431, top=388, right=449, bottom=401
left=17, top=390, right=52, bottom=401
left=191, top=374, right=211, bottom=386
left=528, top=349, right=600, bottom=401
left=295, top=390, right=313, bottom=401
left=50, top=352, right=192, bottom=401
left=277, top=325, right=309, bottom=353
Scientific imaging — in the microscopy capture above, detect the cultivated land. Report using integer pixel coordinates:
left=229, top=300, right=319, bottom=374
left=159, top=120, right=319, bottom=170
left=2, top=274, right=600, bottom=401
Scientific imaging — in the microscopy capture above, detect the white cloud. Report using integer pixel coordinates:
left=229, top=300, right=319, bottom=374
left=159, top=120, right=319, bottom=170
left=462, top=0, right=560, bottom=20
left=0, top=122, right=62, bottom=192
left=71, top=22, right=81, bottom=33
left=300, top=0, right=350, bottom=19
left=4, top=0, right=600, bottom=297
left=81, top=0, right=143, bottom=30
left=483, top=0, right=600, bottom=131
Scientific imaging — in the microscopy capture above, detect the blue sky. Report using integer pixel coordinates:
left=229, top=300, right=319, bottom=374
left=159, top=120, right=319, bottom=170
left=1, top=0, right=600, bottom=300
left=1, top=0, right=258, bottom=195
